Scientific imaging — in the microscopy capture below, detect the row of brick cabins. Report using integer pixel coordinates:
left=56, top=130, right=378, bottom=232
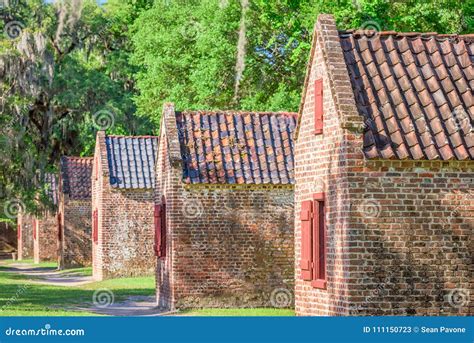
left=17, top=134, right=159, bottom=280
left=15, top=13, right=472, bottom=316
left=17, top=163, right=92, bottom=268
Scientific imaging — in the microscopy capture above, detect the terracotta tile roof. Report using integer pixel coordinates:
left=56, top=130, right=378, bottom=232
left=44, top=173, right=58, bottom=206
left=105, top=135, right=158, bottom=189
left=175, top=110, right=297, bottom=184
left=339, top=31, right=474, bottom=160
left=60, top=157, right=93, bottom=200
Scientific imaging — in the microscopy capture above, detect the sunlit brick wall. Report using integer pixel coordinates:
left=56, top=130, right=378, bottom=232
left=154, top=118, right=175, bottom=309
left=347, top=160, right=473, bottom=316
left=294, top=15, right=356, bottom=316
left=33, top=211, right=57, bottom=263
left=92, top=131, right=156, bottom=281
left=59, top=197, right=92, bottom=269
left=17, top=213, right=33, bottom=260
left=295, top=14, right=473, bottom=316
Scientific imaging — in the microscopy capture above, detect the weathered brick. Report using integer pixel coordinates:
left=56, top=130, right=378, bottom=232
left=155, top=104, right=295, bottom=310
left=92, top=131, right=158, bottom=280
left=295, top=14, right=473, bottom=316
left=58, top=157, right=93, bottom=269
left=17, top=212, right=34, bottom=260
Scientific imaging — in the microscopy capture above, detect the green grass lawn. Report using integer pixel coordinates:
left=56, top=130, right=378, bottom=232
left=0, top=260, right=92, bottom=283
left=179, top=308, right=295, bottom=316
left=56, top=266, right=93, bottom=277
left=1, top=259, right=57, bottom=268
left=0, top=260, right=155, bottom=316
left=0, top=260, right=295, bottom=317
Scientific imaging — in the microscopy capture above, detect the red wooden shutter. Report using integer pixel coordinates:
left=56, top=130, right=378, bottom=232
left=33, top=219, right=37, bottom=240
left=57, top=213, right=62, bottom=241
left=312, top=193, right=326, bottom=289
left=300, top=200, right=313, bottom=281
left=17, top=223, right=21, bottom=240
left=154, top=204, right=162, bottom=257
left=314, top=79, right=323, bottom=134
left=160, top=203, right=167, bottom=257
left=93, top=210, right=98, bottom=243
left=95, top=210, right=99, bottom=243
left=92, top=210, right=95, bottom=242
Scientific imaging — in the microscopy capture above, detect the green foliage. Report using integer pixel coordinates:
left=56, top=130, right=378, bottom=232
left=131, top=0, right=473, bottom=127
left=0, top=0, right=472, bottom=218
left=0, top=0, right=150, bottom=217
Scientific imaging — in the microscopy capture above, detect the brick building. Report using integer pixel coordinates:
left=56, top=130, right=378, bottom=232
left=16, top=211, right=34, bottom=260
left=0, top=222, right=16, bottom=258
left=92, top=131, right=158, bottom=280
left=154, top=104, right=296, bottom=310
left=58, top=156, right=93, bottom=269
left=295, top=14, right=473, bottom=316
left=33, top=173, right=59, bottom=264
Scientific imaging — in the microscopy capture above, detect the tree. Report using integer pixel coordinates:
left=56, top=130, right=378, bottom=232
left=0, top=0, right=471, bottom=219
left=0, top=0, right=149, bottom=217
left=131, top=0, right=473, bottom=126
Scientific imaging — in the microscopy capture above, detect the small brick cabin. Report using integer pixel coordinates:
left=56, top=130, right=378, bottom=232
left=58, top=156, right=93, bottom=269
left=295, top=14, right=473, bottom=316
left=33, top=173, right=59, bottom=263
left=92, top=131, right=158, bottom=280
left=154, top=104, right=296, bottom=310
left=17, top=211, right=34, bottom=260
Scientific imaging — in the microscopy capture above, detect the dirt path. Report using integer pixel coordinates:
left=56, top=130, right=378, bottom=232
left=74, top=295, right=172, bottom=316
left=0, top=262, right=171, bottom=316
left=1, top=263, right=94, bottom=287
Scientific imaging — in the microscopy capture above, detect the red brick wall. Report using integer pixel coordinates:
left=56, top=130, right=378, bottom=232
left=58, top=197, right=92, bottom=269
left=295, top=15, right=473, bottom=316
left=92, top=132, right=156, bottom=280
left=1, top=222, right=17, bottom=256
left=295, top=15, right=355, bottom=316
left=17, top=213, right=33, bottom=260
left=155, top=105, right=295, bottom=310
left=34, top=211, right=58, bottom=263
left=347, top=160, right=473, bottom=316
left=154, top=119, right=175, bottom=308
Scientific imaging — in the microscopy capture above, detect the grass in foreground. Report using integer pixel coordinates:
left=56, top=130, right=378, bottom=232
left=0, top=260, right=154, bottom=316
left=56, top=266, right=93, bottom=277
left=0, top=259, right=57, bottom=268
left=179, top=308, right=295, bottom=316
left=0, top=260, right=295, bottom=317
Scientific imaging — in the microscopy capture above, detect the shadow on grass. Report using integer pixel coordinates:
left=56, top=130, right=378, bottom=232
left=0, top=270, right=155, bottom=316
left=0, top=265, right=57, bottom=273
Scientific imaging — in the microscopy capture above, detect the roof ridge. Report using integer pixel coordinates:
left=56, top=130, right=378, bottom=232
left=179, top=110, right=298, bottom=117
left=339, top=30, right=474, bottom=42
left=106, top=135, right=159, bottom=138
